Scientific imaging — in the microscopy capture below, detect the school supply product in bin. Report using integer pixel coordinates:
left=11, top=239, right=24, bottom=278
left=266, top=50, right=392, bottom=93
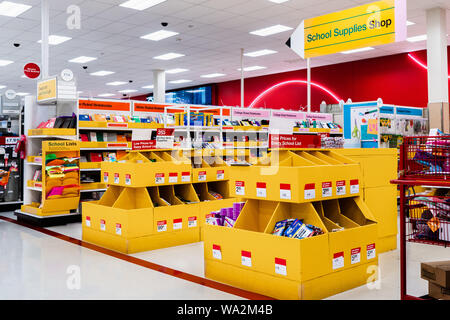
left=208, top=190, right=223, bottom=200
left=272, top=219, right=324, bottom=239
left=206, top=202, right=245, bottom=227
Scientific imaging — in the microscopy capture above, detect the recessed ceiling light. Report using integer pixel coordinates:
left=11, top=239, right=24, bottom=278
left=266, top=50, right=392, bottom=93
left=141, top=30, right=179, bottom=41
left=0, top=59, right=13, bottom=66
left=406, top=20, right=415, bottom=26
left=169, top=79, right=192, bottom=84
left=407, top=34, right=427, bottom=42
left=16, top=92, right=29, bottom=96
left=0, top=85, right=6, bottom=89
left=118, top=89, right=138, bottom=93
left=166, top=68, right=188, bottom=74
left=154, top=53, right=185, bottom=60
left=38, top=35, right=72, bottom=45
left=268, top=0, right=289, bottom=3
left=106, top=81, right=127, bottom=86
left=69, top=56, right=97, bottom=63
left=142, top=85, right=154, bottom=89
left=0, top=1, right=32, bottom=17
left=90, top=71, right=115, bottom=76
left=98, top=93, right=115, bottom=97
left=341, top=47, right=374, bottom=54
left=238, top=66, right=267, bottom=72
left=201, top=73, right=226, bottom=78
left=244, top=49, right=277, bottom=57
left=250, top=24, right=292, bottom=37
left=120, top=0, right=167, bottom=11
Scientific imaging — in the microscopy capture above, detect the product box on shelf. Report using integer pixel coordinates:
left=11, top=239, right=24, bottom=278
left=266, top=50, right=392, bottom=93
left=421, top=261, right=450, bottom=289
left=428, top=282, right=450, bottom=300
left=229, top=150, right=362, bottom=203
left=101, top=150, right=192, bottom=187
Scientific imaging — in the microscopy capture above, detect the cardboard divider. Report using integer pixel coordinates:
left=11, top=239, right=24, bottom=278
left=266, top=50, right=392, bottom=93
left=174, top=184, right=200, bottom=203
left=158, top=185, right=184, bottom=205
left=98, top=186, right=124, bottom=207
left=310, top=151, right=343, bottom=165
left=112, top=187, right=153, bottom=210
left=322, top=199, right=359, bottom=229
left=338, top=197, right=376, bottom=227
left=193, top=183, right=216, bottom=201
left=295, top=151, right=329, bottom=166
left=147, top=187, right=169, bottom=207
left=207, top=181, right=230, bottom=199
left=234, top=200, right=278, bottom=232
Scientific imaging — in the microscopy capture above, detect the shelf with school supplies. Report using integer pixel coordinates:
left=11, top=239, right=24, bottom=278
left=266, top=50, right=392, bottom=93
left=18, top=141, right=81, bottom=222
left=79, top=141, right=132, bottom=150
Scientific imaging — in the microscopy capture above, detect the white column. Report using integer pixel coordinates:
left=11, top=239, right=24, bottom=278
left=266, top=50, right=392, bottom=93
left=41, top=0, right=49, bottom=78
left=426, top=7, right=449, bottom=131
left=427, top=7, right=448, bottom=103
left=307, top=58, right=311, bottom=113
left=240, top=48, right=244, bottom=108
left=153, top=69, right=166, bottom=103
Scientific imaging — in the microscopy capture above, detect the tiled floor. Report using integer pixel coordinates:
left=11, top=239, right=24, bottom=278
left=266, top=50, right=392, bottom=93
left=1, top=211, right=449, bottom=300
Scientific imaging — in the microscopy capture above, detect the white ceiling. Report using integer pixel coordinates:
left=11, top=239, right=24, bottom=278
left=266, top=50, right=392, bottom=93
left=0, top=0, right=449, bottom=98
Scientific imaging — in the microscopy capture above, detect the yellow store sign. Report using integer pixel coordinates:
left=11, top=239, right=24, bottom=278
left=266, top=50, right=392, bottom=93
left=289, top=0, right=407, bottom=59
left=37, top=77, right=57, bottom=104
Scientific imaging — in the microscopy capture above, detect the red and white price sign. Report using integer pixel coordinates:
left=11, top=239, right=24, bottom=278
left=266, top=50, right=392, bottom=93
left=115, top=223, right=122, bottom=236
left=169, top=172, right=178, bottom=183
left=351, top=247, right=361, bottom=264
left=107, top=123, right=128, bottom=128
left=24, top=62, right=40, bottom=79
left=350, top=179, right=360, bottom=194
left=155, top=173, right=165, bottom=184
left=181, top=172, right=191, bottom=182
left=125, top=174, right=131, bottom=185
left=322, top=182, right=333, bottom=198
left=157, top=220, right=167, bottom=232
left=235, top=181, right=245, bottom=196
left=280, top=184, right=292, bottom=200
left=336, top=180, right=346, bottom=196
left=304, top=183, right=316, bottom=200
left=103, top=172, right=109, bottom=183
left=114, top=173, right=120, bottom=184
left=241, top=250, right=252, bottom=267
left=156, top=128, right=175, bottom=149
left=212, top=244, right=222, bottom=260
left=205, top=213, right=214, bottom=225
left=132, top=140, right=156, bottom=151
left=275, top=258, right=287, bottom=276
left=188, top=216, right=197, bottom=228
left=100, top=219, right=106, bottom=231
left=332, top=252, right=344, bottom=270
left=173, top=218, right=182, bottom=230
left=216, top=170, right=224, bottom=180
left=256, top=182, right=267, bottom=198
left=198, top=171, right=207, bottom=181
left=85, top=216, right=91, bottom=227
left=367, top=244, right=376, bottom=260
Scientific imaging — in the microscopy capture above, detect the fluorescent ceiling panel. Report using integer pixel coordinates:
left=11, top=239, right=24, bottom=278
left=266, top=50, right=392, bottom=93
left=166, top=68, right=188, bottom=74
left=153, top=53, right=185, bottom=60
left=90, top=71, right=115, bottom=76
left=201, top=73, right=226, bottom=78
left=0, top=1, right=31, bottom=17
left=69, top=56, right=97, bottom=63
left=238, top=66, right=266, bottom=72
left=141, top=30, right=179, bottom=41
left=38, top=35, right=72, bottom=45
left=120, top=0, right=167, bottom=11
left=106, top=81, right=127, bottom=86
left=341, top=47, right=374, bottom=54
left=244, top=49, right=277, bottom=57
left=407, top=34, right=427, bottom=42
left=250, top=24, right=292, bottom=36
left=0, top=59, right=13, bottom=66
left=169, top=79, right=192, bottom=84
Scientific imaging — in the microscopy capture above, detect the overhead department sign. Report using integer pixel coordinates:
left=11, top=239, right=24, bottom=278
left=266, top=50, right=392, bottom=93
left=288, top=0, right=407, bottom=59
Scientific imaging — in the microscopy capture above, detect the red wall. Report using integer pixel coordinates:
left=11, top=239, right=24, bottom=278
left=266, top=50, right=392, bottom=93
left=216, top=48, right=450, bottom=112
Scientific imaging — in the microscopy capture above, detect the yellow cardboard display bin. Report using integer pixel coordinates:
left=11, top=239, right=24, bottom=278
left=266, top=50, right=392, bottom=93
left=190, top=155, right=229, bottom=183
left=229, top=150, right=362, bottom=203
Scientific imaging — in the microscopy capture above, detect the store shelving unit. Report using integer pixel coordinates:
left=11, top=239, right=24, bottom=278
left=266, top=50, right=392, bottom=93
left=392, top=135, right=450, bottom=300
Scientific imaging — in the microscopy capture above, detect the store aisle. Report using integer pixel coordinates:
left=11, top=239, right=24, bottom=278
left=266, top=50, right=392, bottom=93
left=0, top=214, right=242, bottom=300
left=1, top=212, right=448, bottom=300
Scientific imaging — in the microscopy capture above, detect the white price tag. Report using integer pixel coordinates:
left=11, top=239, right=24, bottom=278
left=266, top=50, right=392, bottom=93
left=332, top=252, right=344, bottom=270
left=275, top=258, right=287, bottom=276
left=157, top=220, right=167, bottom=232
left=336, top=181, right=346, bottom=196
left=155, top=173, right=165, bottom=184
left=181, top=172, right=191, bottom=182
left=198, top=171, right=207, bottom=182
left=169, top=173, right=178, bottom=183
left=125, top=174, right=131, bottom=186
left=216, top=170, right=224, bottom=180
left=235, top=181, right=245, bottom=196
left=350, top=180, right=360, bottom=194
left=212, top=245, right=222, bottom=260
left=367, top=244, right=376, bottom=260
left=114, top=174, right=119, bottom=184
left=351, top=248, right=361, bottom=264
left=256, top=183, right=266, bottom=198
left=241, top=251, right=252, bottom=267
left=304, top=184, right=316, bottom=200
left=115, top=223, right=122, bottom=236
left=103, top=172, right=109, bottom=183
left=85, top=216, right=91, bottom=227
left=100, top=219, right=106, bottom=231
left=322, top=182, right=332, bottom=198
left=188, top=217, right=197, bottom=228
left=280, top=184, right=291, bottom=200
left=173, top=218, right=182, bottom=230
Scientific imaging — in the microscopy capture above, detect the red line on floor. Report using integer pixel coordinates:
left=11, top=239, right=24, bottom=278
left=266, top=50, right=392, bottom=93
left=0, top=215, right=275, bottom=300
